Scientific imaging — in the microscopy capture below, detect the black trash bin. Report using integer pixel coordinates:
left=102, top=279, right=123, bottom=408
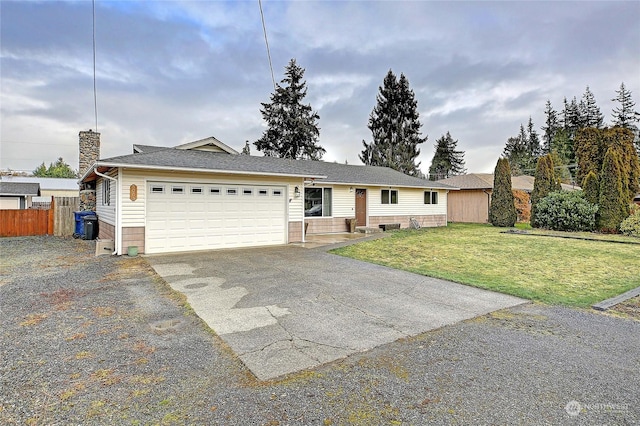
left=83, top=215, right=99, bottom=240
left=73, top=211, right=95, bottom=238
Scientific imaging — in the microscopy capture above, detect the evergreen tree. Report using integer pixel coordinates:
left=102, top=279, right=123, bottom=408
left=526, top=116, right=541, bottom=159
left=604, top=127, right=640, bottom=202
left=541, top=100, right=560, bottom=154
left=576, top=127, right=639, bottom=203
left=582, top=170, right=599, bottom=206
left=550, top=128, right=574, bottom=167
left=598, top=147, right=629, bottom=232
left=32, top=157, right=77, bottom=178
left=611, top=82, right=640, bottom=156
left=360, top=70, right=426, bottom=176
left=254, top=59, right=324, bottom=160
left=489, top=158, right=517, bottom=227
left=530, top=154, right=557, bottom=228
left=611, top=82, right=638, bottom=128
left=562, top=96, right=586, bottom=138
left=574, top=127, right=605, bottom=187
left=503, top=120, right=539, bottom=175
left=582, top=86, right=604, bottom=128
left=427, top=131, right=466, bottom=180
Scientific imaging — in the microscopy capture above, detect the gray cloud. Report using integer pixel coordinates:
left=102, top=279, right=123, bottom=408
left=1, top=0, right=638, bottom=174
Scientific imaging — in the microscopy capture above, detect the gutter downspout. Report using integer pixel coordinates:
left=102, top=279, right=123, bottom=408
left=301, top=178, right=305, bottom=243
left=95, top=169, right=119, bottom=255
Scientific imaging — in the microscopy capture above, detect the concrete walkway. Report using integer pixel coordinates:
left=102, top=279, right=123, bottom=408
left=148, top=245, right=526, bottom=380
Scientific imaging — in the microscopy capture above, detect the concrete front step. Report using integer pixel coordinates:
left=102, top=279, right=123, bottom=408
left=356, top=226, right=383, bottom=234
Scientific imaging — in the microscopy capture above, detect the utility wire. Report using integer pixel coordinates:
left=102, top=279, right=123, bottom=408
left=92, top=0, right=98, bottom=132
left=258, top=0, right=276, bottom=90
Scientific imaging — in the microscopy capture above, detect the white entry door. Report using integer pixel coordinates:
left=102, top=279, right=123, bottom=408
left=146, top=182, right=287, bottom=254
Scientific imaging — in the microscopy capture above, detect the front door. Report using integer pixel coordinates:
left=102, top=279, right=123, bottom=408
left=355, top=188, right=367, bottom=226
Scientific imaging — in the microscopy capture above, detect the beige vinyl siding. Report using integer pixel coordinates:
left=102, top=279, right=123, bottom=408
left=368, top=187, right=447, bottom=217
left=96, top=170, right=117, bottom=226
left=119, top=168, right=302, bottom=227
left=331, top=186, right=356, bottom=218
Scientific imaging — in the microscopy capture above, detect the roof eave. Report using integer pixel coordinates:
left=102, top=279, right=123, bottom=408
left=312, top=180, right=459, bottom=189
left=84, top=162, right=327, bottom=180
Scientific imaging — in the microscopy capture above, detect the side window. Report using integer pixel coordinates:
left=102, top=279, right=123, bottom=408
left=102, top=179, right=111, bottom=206
left=381, top=189, right=398, bottom=204
left=424, top=191, right=438, bottom=204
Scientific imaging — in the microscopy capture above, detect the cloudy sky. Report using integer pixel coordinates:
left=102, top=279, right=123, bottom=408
left=1, top=1, right=639, bottom=175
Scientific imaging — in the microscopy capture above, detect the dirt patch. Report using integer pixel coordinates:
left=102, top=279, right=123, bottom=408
left=608, top=296, right=640, bottom=321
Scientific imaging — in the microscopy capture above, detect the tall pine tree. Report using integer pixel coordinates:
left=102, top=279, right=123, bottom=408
left=360, top=70, right=426, bottom=176
left=582, top=86, right=604, bottom=129
left=611, top=82, right=638, bottom=128
left=541, top=100, right=560, bottom=154
left=611, top=82, right=640, bottom=156
left=502, top=118, right=539, bottom=175
left=254, top=59, right=324, bottom=160
left=428, top=132, right=466, bottom=180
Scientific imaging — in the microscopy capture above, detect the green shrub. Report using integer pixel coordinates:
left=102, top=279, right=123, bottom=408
left=534, top=191, right=598, bottom=232
left=489, top=158, right=517, bottom=227
left=620, top=204, right=640, bottom=237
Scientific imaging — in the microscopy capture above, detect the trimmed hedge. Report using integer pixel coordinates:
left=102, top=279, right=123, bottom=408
left=534, top=191, right=598, bottom=232
left=620, top=204, right=640, bottom=237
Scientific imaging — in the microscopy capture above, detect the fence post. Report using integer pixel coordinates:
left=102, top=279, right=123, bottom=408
left=48, top=197, right=55, bottom=235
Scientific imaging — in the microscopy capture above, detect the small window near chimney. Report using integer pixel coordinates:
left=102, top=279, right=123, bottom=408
left=102, top=179, right=111, bottom=206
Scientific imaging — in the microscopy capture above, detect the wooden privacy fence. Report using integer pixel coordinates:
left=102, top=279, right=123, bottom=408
left=0, top=197, right=80, bottom=237
left=53, top=197, right=80, bottom=237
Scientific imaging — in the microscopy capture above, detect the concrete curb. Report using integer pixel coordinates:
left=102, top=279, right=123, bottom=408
left=592, top=286, right=640, bottom=311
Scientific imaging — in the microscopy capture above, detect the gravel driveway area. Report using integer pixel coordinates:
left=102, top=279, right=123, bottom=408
left=1, top=236, right=638, bottom=424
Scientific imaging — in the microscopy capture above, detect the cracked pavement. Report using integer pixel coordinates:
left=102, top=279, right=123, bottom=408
left=148, top=245, right=526, bottom=380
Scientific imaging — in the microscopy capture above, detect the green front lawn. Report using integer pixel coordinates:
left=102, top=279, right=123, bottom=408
left=331, top=223, right=640, bottom=307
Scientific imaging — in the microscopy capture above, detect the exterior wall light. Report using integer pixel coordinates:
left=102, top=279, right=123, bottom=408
left=294, top=186, right=301, bottom=198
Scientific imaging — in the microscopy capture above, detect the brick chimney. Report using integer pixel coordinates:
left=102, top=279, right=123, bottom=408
left=79, top=130, right=100, bottom=177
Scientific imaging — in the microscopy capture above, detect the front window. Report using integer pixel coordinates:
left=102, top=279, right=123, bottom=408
left=424, top=191, right=438, bottom=204
left=305, top=187, right=332, bottom=217
left=381, top=189, right=398, bottom=204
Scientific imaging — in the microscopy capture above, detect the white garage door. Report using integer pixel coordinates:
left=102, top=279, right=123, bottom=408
left=146, top=182, right=287, bottom=254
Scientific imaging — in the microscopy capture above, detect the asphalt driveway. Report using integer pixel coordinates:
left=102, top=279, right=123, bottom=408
left=147, top=245, right=526, bottom=380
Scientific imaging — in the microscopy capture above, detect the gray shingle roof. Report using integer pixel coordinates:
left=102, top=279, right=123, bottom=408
left=0, top=182, right=41, bottom=196
left=95, top=148, right=455, bottom=189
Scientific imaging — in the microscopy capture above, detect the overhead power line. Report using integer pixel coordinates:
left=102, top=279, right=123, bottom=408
left=258, top=0, right=276, bottom=90
left=92, top=0, right=98, bottom=132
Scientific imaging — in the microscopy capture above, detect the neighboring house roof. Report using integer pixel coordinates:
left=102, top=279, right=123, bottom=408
left=1, top=176, right=78, bottom=191
left=437, top=173, right=493, bottom=190
left=438, top=173, right=578, bottom=192
left=0, top=182, right=41, bottom=196
left=84, top=145, right=456, bottom=189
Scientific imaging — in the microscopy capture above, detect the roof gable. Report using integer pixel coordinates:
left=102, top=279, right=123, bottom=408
left=175, top=136, right=239, bottom=154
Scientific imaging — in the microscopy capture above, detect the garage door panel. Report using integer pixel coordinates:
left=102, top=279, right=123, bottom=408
left=146, top=182, right=287, bottom=254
